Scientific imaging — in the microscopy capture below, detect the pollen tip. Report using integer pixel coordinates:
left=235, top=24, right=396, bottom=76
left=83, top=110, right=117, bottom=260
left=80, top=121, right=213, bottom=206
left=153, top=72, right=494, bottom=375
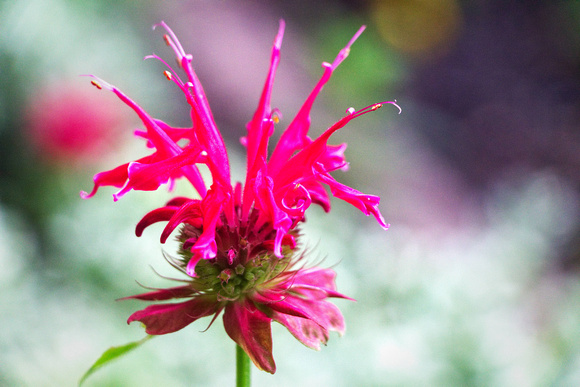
left=90, top=80, right=102, bottom=90
left=346, top=107, right=356, bottom=115
left=163, top=34, right=172, bottom=46
left=163, top=70, right=172, bottom=80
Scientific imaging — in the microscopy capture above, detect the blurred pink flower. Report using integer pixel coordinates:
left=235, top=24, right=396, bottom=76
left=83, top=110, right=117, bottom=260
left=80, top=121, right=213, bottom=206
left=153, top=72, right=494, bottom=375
left=82, top=20, right=398, bottom=373
left=25, top=82, right=127, bottom=165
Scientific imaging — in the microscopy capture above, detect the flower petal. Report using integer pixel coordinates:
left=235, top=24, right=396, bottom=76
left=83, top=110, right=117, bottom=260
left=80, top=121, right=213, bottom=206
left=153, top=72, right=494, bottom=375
left=242, top=20, right=285, bottom=221
left=185, top=188, right=227, bottom=275
left=253, top=292, right=311, bottom=319
left=270, top=311, right=329, bottom=350
left=127, top=295, right=219, bottom=335
left=157, top=22, right=231, bottom=189
left=135, top=206, right=179, bottom=237
left=288, top=296, right=345, bottom=334
left=223, top=301, right=276, bottom=373
left=291, top=267, right=339, bottom=291
left=159, top=199, right=203, bottom=243
left=268, top=26, right=366, bottom=175
left=119, top=285, right=195, bottom=301
left=314, top=165, right=389, bottom=229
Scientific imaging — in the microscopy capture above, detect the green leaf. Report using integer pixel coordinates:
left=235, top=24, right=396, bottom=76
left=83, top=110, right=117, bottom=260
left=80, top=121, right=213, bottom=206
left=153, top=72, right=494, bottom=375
left=79, top=335, right=153, bottom=386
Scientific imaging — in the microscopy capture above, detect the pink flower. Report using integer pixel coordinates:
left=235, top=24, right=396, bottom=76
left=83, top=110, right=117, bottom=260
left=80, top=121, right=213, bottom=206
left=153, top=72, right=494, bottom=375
left=82, top=20, right=399, bottom=373
left=25, top=82, right=128, bottom=166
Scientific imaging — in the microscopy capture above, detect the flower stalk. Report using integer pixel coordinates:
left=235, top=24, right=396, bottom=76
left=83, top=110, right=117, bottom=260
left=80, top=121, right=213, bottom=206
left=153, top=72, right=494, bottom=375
left=236, top=344, right=251, bottom=387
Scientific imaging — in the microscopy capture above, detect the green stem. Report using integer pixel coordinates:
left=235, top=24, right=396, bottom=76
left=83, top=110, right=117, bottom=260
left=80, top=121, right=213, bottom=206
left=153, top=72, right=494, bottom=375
left=236, top=345, right=251, bottom=387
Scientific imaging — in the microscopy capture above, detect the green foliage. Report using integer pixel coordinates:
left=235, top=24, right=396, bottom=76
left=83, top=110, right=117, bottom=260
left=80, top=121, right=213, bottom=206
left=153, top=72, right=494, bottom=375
left=79, top=335, right=152, bottom=386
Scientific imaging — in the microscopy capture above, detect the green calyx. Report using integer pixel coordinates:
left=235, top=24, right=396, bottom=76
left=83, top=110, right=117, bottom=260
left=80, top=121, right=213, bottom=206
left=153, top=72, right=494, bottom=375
left=176, top=224, right=296, bottom=301
left=193, top=253, right=291, bottom=301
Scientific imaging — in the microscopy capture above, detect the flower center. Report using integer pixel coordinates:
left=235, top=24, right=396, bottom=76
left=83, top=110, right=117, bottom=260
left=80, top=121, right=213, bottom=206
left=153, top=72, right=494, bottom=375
left=176, top=221, right=295, bottom=301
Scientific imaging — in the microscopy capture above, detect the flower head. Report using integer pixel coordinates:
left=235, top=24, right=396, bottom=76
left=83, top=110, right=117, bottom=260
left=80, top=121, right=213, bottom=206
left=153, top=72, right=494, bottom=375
left=82, top=20, right=399, bottom=373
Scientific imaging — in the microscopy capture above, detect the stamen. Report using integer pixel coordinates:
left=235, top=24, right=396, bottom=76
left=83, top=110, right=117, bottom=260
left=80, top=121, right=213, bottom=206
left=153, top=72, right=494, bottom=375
left=90, top=80, right=102, bottom=90
left=163, top=34, right=172, bottom=46
left=163, top=70, right=172, bottom=80
left=346, top=107, right=356, bottom=115
left=371, top=103, right=383, bottom=111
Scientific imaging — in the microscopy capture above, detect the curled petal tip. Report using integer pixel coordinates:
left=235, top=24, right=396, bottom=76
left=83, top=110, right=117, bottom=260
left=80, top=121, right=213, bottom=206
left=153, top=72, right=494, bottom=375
left=389, top=100, right=402, bottom=114
left=152, top=20, right=166, bottom=30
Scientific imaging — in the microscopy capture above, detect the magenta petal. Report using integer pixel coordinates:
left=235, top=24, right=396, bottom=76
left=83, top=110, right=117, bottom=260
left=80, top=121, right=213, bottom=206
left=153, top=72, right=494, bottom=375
left=165, top=196, right=193, bottom=207
left=319, top=143, right=349, bottom=172
left=127, top=295, right=218, bottom=335
left=315, top=167, right=389, bottom=229
left=184, top=188, right=226, bottom=275
left=223, top=302, right=276, bottom=374
left=245, top=20, right=284, bottom=176
left=254, top=173, right=292, bottom=257
left=291, top=268, right=339, bottom=291
left=268, top=26, right=365, bottom=175
left=124, top=146, right=203, bottom=193
left=253, top=292, right=311, bottom=319
left=288, top=267, right=354, bottom=300
left=277, top=295, right=346, bottom=334
left=80, top=162, right=130, bottom=199
left=135, top=206, right=178, bottom=237
left=157, top=22, right=231, bottom=189
left=271, top=311, right=329, bottom=350
left=119, top=285, right=195, bottom=301
left=160, top=199, right=202, bottom=243
left=291, top=284, right=354, bottom=301
left=301, top=180, right=331, bottom=212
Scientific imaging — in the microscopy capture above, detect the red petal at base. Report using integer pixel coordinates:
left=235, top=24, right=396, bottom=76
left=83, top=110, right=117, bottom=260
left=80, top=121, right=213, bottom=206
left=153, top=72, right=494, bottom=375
left=127, top=295, right=219, bottom=335
left=223, top=301, right=276, bottom=374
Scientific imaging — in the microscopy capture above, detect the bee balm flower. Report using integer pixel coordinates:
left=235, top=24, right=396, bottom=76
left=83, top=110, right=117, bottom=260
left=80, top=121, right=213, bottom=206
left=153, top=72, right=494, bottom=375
left=81, top=20, right=399, bottom=373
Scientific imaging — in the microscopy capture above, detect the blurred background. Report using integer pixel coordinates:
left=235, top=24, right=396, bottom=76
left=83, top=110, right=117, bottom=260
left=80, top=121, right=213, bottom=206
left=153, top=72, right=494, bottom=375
left=1, top=0, right=580, bottom=386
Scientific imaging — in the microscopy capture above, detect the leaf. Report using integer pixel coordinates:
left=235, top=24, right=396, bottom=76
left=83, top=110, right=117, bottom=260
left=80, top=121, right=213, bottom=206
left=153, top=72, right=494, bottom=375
left=79, top=335, right=153, bottom=386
